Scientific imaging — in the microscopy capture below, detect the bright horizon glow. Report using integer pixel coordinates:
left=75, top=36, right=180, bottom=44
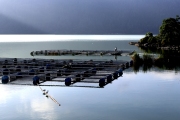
left=0, top=35, right=145, bottom=42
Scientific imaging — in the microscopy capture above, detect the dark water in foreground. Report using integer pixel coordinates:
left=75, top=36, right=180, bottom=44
left=0, top=39, right=180, bottom=120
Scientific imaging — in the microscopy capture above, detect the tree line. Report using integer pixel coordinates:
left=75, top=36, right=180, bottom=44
left=139, top=15, right=180, bottom=46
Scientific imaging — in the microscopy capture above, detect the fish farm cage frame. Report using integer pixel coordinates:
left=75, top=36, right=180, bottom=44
left=30, top=49, right=135, bottom=56
left=0, top=58, right=133, bottom=88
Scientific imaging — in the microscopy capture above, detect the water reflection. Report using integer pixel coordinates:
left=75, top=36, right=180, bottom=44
left=0, top=40, right=180, bottom=120
left=31, top=98, right=54, bottom=112
left=132, top=47, right=180, bottom=73
left=132, top=63, right=180, bottom=74
left=0, top=66, right=180, bottom=120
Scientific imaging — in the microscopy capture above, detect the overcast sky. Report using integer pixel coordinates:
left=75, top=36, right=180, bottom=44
left=0, top=0, right=180, bottom=34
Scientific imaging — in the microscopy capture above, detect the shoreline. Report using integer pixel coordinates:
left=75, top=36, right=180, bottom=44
left=129, top=42, right=180, bottom=50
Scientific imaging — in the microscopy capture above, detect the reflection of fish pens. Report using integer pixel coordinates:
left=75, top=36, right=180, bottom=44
left=0, top=58, right=133, bottom=88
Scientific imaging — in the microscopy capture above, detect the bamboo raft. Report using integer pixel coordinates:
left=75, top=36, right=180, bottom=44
left=0, top=58, right=133, bottom=88
left=30, top=49, right=135, bottom=56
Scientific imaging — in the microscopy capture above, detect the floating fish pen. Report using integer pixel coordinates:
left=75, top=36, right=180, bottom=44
left=30, top=49, right=135, bottom=56
left=0, top=58, right=133, bottom=88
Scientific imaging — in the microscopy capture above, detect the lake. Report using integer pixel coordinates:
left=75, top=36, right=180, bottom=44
left=0, top=35, right=180, bottom=120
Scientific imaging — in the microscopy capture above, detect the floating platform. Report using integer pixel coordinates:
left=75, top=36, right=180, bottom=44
left=0, top=58, right=133, bottom=88
left=30, top=49, right=135, bottom=56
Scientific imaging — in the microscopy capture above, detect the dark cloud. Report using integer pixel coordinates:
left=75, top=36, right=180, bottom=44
left=0, top=14, right=46, bottom=34
left=0, top=0, right=180, bottom=34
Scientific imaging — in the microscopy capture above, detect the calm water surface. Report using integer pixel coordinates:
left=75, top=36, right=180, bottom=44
left=0, top=68, right=180, bottom=120
left=0, top=37, right=180, bottom=120
left=0, top=40, right=141, bottom=60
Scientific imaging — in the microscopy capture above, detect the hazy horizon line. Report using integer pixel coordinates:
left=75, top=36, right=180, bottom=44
left=0, top=34, right=145, bottom=42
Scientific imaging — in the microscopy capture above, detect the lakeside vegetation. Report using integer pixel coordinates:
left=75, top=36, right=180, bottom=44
left=131, top=52, right=180, bottom=73
left=139, top=15, right=180, bottom=47
left=129, top=15, right=180, bottom=72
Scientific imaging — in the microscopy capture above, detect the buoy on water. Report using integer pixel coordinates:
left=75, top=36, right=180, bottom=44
left=126, top=62, right=129, bottom=68
left=117, top=69, right=123, bottom=76
left=130, top=60, right=133, bottom=66
left=99, top=78, right=105, bottom=87
left=113, top=71, right=118, bottom=79
left=2, top=75, right=9, bottom=84
left=65, top=77, right=71, bottom=86
left=33, top=76, right=40, bottom=85
left=107, top=75, right=112, bottom=83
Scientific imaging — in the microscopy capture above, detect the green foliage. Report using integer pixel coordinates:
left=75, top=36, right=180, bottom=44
left=140, top=32, right=158, bottom=44
left=139, top=15, right=180, bottom=46
left=148, top=36, right=157, bottom=44
left=159, top=16, right=180, bottom=45
left=140, top=36, right=149, bottom=44
left=155, top=35, right=162, bottom=45
left=146, top=32, right=153, bottom=37
left=134, top=15, right=180, bottom=72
